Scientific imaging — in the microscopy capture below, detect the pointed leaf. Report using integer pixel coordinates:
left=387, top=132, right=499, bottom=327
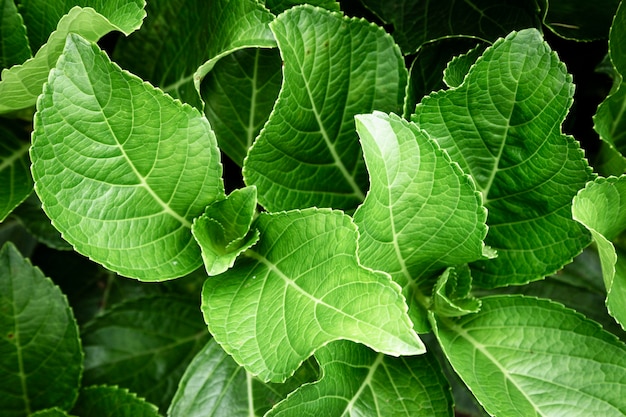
left=433, top=265, right=481, bottom=317
left=0, top=123, right=32, bottom=222
left=72, top=385, right=161, bottom=417
left=573, top=176, right=626, bottom=329
left=0, top=0, right=32, bottom=69
left=412, top=29, right=593, bottom=287
left=31, top=34, right=224, bottom=280
left=81, top=295, right=209, bottom=411
left=268, top=340, right=453, bottom=417
left=243, top=5, right=407, bottom=211
left=202, top=208, right=425, bottom=382
left=353, top=112, right=487, bottom=330
left=431, top=295, right=626, bottom=416
left=0, top=3, right=146, bottom=114
left=0, top=242, right=82, bottom=416
left=543, top=0, right=619, bottom=40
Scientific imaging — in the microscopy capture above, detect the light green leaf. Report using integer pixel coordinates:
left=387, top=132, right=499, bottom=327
left=202, top=208, right=425, bottom=383
left=0, top=0, right=32, bottom=69
left=431, top=295, right=626, bottom=416
left=72, top=385, right=161, bottom=417
left=31, top=34, right=224, bottom=280
left=201, top=48, right=282, bottom=166
left=433, top=265, right=481, bottom=318
left=0, top=2, right=146, bottom=114
left=243, top=5, right=407, bottom=211
left=353, top=112, right=487, bottom=331
left=192, top=186, right=260, bottom=276
left=543, top=0, right=620, bottom=40
left=594, top=1, right=626, bottom=156
left=442, top=43, right=487, bottom=89
left=114, top=0, right=275, bottom=109
left=412, top=29, right=593, bottom=288
left=0, top=123, right=32, bottom=222
left=572, top=176, right=626, bottom=329
left=268, top=340, right=453, bottom=417
left=0, top=242, right=82, bottom=416
left=265, top=0, right=340, bottom=14
left=168, top=339, right=318, bottom=417
left=359, top=0, right=540, bottom=54
left=81, top=295, right=209, bottom=412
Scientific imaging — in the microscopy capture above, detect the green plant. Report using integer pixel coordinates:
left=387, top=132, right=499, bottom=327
left=2, top=0, right=626, bottom=416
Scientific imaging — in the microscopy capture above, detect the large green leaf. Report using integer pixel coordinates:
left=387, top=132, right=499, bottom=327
left=432, top=295, right=626, bottom=416
left=202, top=208, right=425, bottom=383
left=573, top=176, right=626, bottom=329
left=114, top=0, right=275, bottom=109
left=31, top=34, right=224, bottom=280
left=243, top=5, right=407, bottom=211
left=267, top=340, right=453, bottom=417
left=353, top=112, right=488, bottom=331
left=0, top=123, right=32, bottom=222
left=412, top=28, right=593, bottom=288
left=168, top=339, right=317, bottom=417
left=0, top=0, right=32, bottom=69
left=359, top=0, right=540, bottom=54
left=72, top=385, right=161, bottom=417
left=265, top=0, right=340, bottom=14
left=0, top=242, right=82, bottom=416
left=0, top=2, right=146, bottom=114
left=543, top=0, right=620, bottom=40
left=81, top=296, right=209, bottom=412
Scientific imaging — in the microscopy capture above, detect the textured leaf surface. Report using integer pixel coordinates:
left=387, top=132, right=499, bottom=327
left=0, top=242, right=82, bottom=416
left=443, top=44, right=487, bottom=89
left=0, top=123, right=32, bottom=221
left=412, top=29, right=593, bottom=287
left=0, top=0, right=31, bottom=69
left=265, top=0, right=340, bottom=14
left=433, top=265, right=481, bottom=318
left=268, top=340, right=452, bottom=417
left=73, top=385, right=160, bottom=417
left=168, top=339, right=317, bottom=417
left=192, top=186, right=260, bottom=276
left=353, top=112, right=487, bottom=330
left=573, top=176, right=626, bottom=329
left=432, top=296, right=626, bottom=416
left=202, top=208, right=424, bottom=382
left=31, top=34, right=224, bottom=280
left=81, top=296, right=209, bottom=411
left=360, top=0, right=540, bottom=54
left=543, top=0, right=619, bottom=40
left=0, top=2, right=146, bottom=114
left=244, top=5, right=407, bottom=211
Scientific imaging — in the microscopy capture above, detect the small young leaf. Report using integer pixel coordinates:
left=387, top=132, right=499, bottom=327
left=202, top=208, right=425, bottom=383
left=432, top=295, right=626, bottom=416
left=72, top=385, right=161, bottom=417
left=31, top=34, right=225, bottom=280
left=433, top=265, right=481, bottom=317
left=267, top=340, right=453, bottom=417
left=192, top=186, right=260, bottom=276
left=0, top=0, right=32, bottom=69
left=413, top=29, right=594, bottom=287
left=244, top=5, right=407, bottom=211
left=442, top=43, right=487, bottom=89
left=0, top=123, right=32, bottom=222
left=0, top=242, right=82, bottom=416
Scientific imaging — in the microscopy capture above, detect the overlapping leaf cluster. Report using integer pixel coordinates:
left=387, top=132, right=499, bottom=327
left=2, top=1, right=626, bottom=416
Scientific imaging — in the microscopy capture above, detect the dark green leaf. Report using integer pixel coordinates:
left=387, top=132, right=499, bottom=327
left=544, top=0, right=620, bottom=40
left=73, top=385, right=161, bottom=417
left=0, top=0, right=32, bottom=69
left=0, top=123, right=32, bottom=222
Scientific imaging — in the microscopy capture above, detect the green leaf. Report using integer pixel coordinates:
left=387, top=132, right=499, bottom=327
left=442, top=43, right=487, bottom=89
left=30, top=408, right=72, bottom=417
left=359, top=0, right=541, bottom=54
left=10, top=194, right=72, bottom=250
left=202, top=208, right=425, bottom=383
left=431, top=295, right=626, bottom=416
left=412, top=28, right=593, bottom=288
left=265, top=0, right=340, bottom=14
left=168, top=339, right=318, bottom=417
left=114, top=0, right=275, bottom=109
left=200, top=48, right=282, bottom=166
left=31, top=34, right=224, bottom=280
left=243, top=5, right=407, bottom=211
left=0, top=123, right=32, bottom=222
left=0, top=242, right=82, bottom=416
left=543, top=0, right=620, bottom=40
left=81, top=295, right=209, bottom=412
left=594, top=1, right=626, bottom=156
left=433, top=265, right=481, bottom=318
left=0, top=0, right=32, bottom=69
left=72, top=385, right=161, bottom=417
left=192, top=186, right=260, bottom=276
left=572, top=176, right=626, bottom=329
left=353, top=112, right=487, bottom=331
left=0, top=2, right=146, bottom=114
left=267, top=340, right=453, bottom=417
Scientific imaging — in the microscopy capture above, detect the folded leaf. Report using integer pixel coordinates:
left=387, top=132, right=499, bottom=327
left=0, top=242, right=82, bottom=416
left=413, top=29, right=593, bottom=287
left=72, top=385, right=160, bottom=417
left=433, top=265, right=481, bottom=317
left=202, top=208, right=425, bottom=382
left=244, top=5, right=407, bottom=211
left=267, top=340, right=453, bottom=417
left=31, top=34, right=224, bottom=280
left=432, top=295, right=626, bottom=416
left=0, top=0, right=32, bottom=69
left=0, top=123, right=32, bottom=221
